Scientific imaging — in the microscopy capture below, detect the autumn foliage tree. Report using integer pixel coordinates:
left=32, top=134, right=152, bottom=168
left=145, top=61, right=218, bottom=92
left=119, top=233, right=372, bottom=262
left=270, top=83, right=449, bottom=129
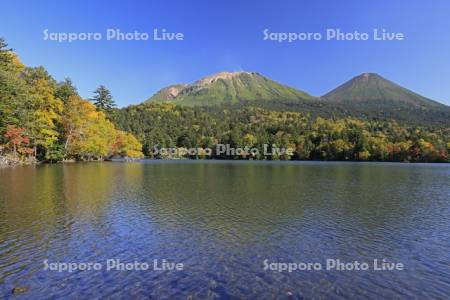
left=3, top=125, right=32, bottom=159
left=112, top=130, right=144, bottom=158
left=62, top=96, right=142, bottom=160
left=21, top=66, right=63, bottom=156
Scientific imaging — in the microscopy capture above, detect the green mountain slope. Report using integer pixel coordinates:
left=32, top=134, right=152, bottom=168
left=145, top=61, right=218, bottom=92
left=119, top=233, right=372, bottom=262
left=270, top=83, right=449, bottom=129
left=146, top=71, right=314, bottom=106
left=148, top=84, right=188, bottom=103
left=322, top=73, right=443, bottom=108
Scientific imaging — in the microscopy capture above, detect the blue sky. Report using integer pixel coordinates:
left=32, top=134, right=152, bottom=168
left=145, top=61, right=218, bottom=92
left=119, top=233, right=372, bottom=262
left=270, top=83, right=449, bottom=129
left=1, top=0, right=449, bottom=106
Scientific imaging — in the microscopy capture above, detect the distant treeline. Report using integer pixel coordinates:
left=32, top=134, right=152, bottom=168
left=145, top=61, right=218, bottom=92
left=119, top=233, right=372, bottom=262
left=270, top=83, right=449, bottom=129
left=0, top=38, right=143, bottom=163
left=111, top=103, right=450, bottom=162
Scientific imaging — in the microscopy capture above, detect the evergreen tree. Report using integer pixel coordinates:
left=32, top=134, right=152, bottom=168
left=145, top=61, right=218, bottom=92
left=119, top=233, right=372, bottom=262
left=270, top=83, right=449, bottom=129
left=56, top=78, right=78, bottom=103
left=0, top=38, right=13, bottom=65
left=91, top=85, right=116, bottom=111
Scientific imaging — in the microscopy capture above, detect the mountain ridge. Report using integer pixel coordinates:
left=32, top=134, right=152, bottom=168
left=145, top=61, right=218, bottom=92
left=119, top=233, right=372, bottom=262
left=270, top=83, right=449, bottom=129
left=146, top=71, right=315, bottom=106
left=146, top=71, right=448, bottom=109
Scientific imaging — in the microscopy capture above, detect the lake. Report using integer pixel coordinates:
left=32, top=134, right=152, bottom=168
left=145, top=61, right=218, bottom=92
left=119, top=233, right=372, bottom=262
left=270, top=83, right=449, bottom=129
left=0, top=161, right=449, bottom=299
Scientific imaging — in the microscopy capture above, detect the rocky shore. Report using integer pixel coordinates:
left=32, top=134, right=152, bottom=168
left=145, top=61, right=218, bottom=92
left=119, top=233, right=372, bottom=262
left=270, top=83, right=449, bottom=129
left=0, top=156, right=36, bottom=168
left=0, top=156, right=19, bottom=168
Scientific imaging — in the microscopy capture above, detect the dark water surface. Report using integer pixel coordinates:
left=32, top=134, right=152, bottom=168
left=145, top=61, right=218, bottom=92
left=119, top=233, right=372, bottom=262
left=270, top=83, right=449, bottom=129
left=0, top=161, right=449, bottom=299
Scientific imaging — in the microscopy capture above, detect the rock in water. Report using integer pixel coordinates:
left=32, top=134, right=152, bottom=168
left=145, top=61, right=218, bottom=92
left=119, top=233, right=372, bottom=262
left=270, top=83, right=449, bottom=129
left=12, top=286, right=28, bottom=294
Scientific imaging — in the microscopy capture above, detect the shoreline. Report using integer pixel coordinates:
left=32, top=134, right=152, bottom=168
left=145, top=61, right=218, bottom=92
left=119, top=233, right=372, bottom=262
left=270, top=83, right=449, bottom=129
left=1, top=156, right=448, bottom=169
left=0, top=156, right=34, bottom=168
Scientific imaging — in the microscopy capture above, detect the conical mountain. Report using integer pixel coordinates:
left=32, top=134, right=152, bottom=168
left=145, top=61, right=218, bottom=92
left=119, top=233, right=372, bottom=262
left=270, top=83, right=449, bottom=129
left=146, top=71, right=314, bottom=106
left=323, top=73, right=443, bottom=107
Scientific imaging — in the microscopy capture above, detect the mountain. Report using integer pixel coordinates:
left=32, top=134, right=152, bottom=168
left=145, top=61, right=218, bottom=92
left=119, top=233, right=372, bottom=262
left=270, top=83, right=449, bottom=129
left=322, top=73, right=443, bottom=108
left=141, top=71, right=449, bottom=126
left=146, top=71, right=314, bottom=106
left=148, top=84, right=188, bottom=103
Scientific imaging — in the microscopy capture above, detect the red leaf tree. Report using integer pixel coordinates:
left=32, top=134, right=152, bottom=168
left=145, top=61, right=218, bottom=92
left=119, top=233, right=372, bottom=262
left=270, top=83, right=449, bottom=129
left=4, top=125, right=31, bottom=159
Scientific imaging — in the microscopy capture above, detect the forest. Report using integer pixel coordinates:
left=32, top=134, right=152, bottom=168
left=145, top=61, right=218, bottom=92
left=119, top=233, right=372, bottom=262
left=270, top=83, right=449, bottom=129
left=111, top=103, right=450, bottom=162
left=0, top=38, right=143, bottom=164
